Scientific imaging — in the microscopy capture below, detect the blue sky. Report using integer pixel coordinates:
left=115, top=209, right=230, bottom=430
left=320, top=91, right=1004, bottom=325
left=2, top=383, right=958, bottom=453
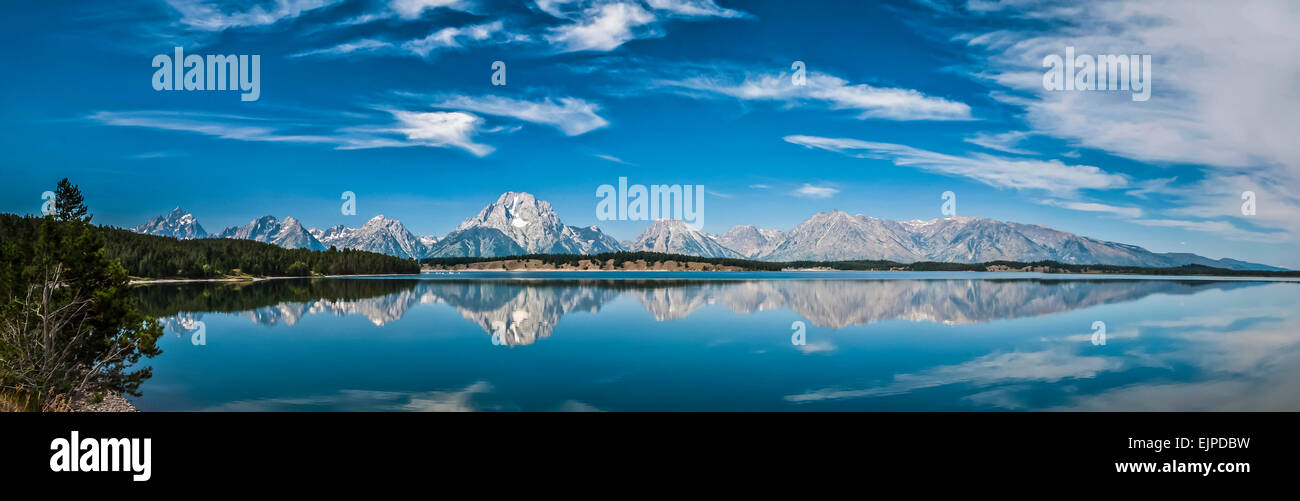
left=1, top=0, right=1297, bottom=267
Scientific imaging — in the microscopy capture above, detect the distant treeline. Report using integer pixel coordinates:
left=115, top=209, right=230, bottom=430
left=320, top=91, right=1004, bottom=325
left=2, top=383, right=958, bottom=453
left=423, top=251, right=1299, bottom=277
left=0, top=214, right=420, bottom=279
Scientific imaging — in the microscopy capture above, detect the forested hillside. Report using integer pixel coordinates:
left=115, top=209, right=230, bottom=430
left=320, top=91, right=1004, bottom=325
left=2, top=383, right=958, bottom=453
left=1, top=214, right=419, bottom=279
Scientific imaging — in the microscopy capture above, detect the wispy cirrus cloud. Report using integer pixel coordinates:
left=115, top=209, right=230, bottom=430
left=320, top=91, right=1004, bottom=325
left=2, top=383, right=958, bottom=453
left=1038, top=198, right=1142, bottom=218
left=164, top=0, right=342, bottom=31
left=935, top=0, right=1300, bottom=244
left=401, top=20, right=519, bottom=57
left=786, top=349, right=1123, bottom=403
left=784, top=134, right=1128, bottom=195
left=88, top=108, right=496, bottom=157
left=293, top=19, right=526, bottom=59
left=426, top=94, right=609, bottom=135
left=333, top=0, right=477, bottom=26
left=659, top=67, right=973, bottom=121
left=88, top=110, right=338, bottom=145
left=391, top=0, right=475, bottom=19
left=645, top=0, right=748, bottom=19
left=290, top=38, right=394, bottom=58
left=964, top=130, right=1033, bottom=155
left=592, top=153, right=629, bottom=164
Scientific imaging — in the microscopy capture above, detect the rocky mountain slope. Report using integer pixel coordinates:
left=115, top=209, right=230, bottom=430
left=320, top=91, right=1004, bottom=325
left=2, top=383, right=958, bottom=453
left=628, top=219, right=745, bottom=259
left=310, top=215, right=428, bottom=259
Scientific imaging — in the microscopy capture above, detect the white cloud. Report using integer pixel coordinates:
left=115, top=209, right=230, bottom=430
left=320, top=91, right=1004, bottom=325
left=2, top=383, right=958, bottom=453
left=792, top=183, right=839, bottom=198
left=387, top=110, right=494, bottom=156
left=88, top=110, right=337, bottom=145
left=401, top=20, right=508, bottom=57
left=390, top=0, right=473, bottom=19
left=89, top=109, right=497, bottom=156
left=430, top=94, right=609, bottom=135
left=290, top=38, right=393, bottom=58
left=964, top=130, right=1033, bottom=154
left=534, top=0, right=582, bottom=18
left=1131, top=218, right=1280, bottom=243
left=951, top=0, right=1300, bottom=239
left=165, top=0, right=341, bottom=31
left=539, top=0, right=747, bottom=52
left=593, top=153, right=628, bottom=164
left=645, top=0, right=747, bottom=18
left=1038, top=199, right=1142, bottom=218
left=795, top=340, right=836, bottom=354
left=545, top=1, right=658, bottom=52
left=786, top=349, right=1122, bottom=402
left=665, top=70, right=973, bottom=121
left=784, top=135, right=1128, bottom=195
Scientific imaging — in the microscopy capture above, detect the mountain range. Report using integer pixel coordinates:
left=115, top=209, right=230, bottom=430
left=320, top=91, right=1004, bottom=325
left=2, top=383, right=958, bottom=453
left=130, top=193, right=1285, bottom=271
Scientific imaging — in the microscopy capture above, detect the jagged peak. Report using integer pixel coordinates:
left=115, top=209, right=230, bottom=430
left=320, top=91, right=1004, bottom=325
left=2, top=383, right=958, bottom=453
left=495, top=191, right=538, bottom=205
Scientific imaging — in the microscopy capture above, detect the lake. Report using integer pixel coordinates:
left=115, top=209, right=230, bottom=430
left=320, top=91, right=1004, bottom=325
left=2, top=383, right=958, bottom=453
left=130, top=272, right=1300, bottom=411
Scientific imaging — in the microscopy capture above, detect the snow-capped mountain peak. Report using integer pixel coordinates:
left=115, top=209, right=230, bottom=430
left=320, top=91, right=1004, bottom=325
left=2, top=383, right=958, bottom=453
left=311, top=214, right=426, bottom=259
left=431, top=191, right=623, bottom=257
left=132, top=207, right=208, bottom=239
left=216, top=215, right=325, bottom=250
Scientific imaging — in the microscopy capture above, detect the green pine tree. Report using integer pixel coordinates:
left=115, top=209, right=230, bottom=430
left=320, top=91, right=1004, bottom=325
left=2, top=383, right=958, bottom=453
left=0, top=179, right=162, bottom=410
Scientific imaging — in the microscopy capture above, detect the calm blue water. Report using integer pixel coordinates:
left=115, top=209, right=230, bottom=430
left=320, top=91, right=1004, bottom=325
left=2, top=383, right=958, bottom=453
left=130, top=273, right=1300, bottom=411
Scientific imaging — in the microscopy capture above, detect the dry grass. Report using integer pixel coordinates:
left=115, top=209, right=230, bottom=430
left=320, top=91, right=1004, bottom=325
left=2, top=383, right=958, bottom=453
left=0, top=388, right=73, bottom=412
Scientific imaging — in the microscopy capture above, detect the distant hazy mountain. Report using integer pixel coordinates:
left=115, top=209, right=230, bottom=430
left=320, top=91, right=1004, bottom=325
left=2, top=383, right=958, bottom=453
left=216, top=215, right=324, bottom=251
left=310, top=215, right=426, bottom=259
left=569, top=224, right=627, bottom=254
left=132, top=207, right=207, bottom=239
left=715, top=225, right=785, bottom=259
left=760, top=212, right=1279, bottom=270
left=427, top=191, right=622, bottom=257
left=763, top=211, right=917, bottom=262
left=629, top=219, right=745, bottom=259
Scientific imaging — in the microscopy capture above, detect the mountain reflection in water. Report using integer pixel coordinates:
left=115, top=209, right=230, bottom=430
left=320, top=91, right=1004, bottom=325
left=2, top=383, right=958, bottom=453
left=139, top=277, right=1262, bottom=345
left=131, top=276, right=1300, bottom=411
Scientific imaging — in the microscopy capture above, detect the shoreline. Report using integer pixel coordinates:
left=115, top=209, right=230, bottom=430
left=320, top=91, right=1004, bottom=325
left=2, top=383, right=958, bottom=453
left=71, top=391, right=138, bottom=412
